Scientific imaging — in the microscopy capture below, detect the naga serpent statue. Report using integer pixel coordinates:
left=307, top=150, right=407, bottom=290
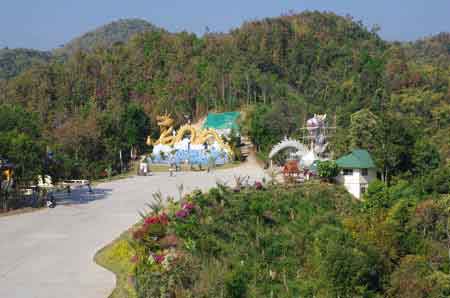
left=147, top=114, right=233, bottom=155
left=154, top=114, right=176, bottom=145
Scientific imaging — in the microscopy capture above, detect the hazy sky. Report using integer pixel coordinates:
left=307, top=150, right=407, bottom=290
left=1, top=0, right=449, bottom=50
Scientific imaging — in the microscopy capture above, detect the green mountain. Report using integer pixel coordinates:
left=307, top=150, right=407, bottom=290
left=0, top=11, right=449, bottom=185
left=54, top=18, right=159, bottom=56
left=0, top=48, right=51, bottom=79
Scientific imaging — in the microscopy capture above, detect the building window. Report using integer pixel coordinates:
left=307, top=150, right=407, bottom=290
left=361, top=184, right=368, bottom=194
left=361, top=168, right=368, bottom=176
left=343, top=169, right=353, bottom=176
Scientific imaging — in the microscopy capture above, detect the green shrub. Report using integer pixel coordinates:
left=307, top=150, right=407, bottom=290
left=127, top=182, right=449, bottom=298
left=317, top=160, right=339, bottom=181
left=225, top=267, right=250, bottom=298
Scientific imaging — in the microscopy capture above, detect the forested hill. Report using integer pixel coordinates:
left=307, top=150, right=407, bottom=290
left=54, top=19, right=159, bottom=56
left=406, top=32, right=450, bottom=64
left=0, top=19, right=159, bottom=79
left=0, top=11, right=449, bottom=186
left=0, top=48, right=52, bottom=79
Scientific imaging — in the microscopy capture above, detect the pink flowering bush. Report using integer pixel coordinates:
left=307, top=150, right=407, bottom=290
left=152, top=253, right=165, bottom=264
left=254, top=181, right=263, bottom=190
left=175, top=209, right=189, bottom=218
left=182, top=202, right=195, bottom=211
left=131, top=197, right=200, bottom=298
left=131, top=199, right=197, bottom=267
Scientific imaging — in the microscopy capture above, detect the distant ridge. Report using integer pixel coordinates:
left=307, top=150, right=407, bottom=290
left=0, top=48, right=51, bottom=80
left=407, top=32, right=450, bottom=63
left=0, top=19, right=159, bottom=79
left=54, top=18, right=159, bottom=56
left=1, top=15, right=449, bottom=81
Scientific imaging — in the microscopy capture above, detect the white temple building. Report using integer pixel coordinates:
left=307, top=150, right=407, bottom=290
left=335, top=149, right=377, bottom=199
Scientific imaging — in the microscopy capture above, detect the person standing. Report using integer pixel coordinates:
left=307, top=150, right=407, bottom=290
left=207, top=152, right=215, bottom=173
left=169, top=154, right=175, bottom=177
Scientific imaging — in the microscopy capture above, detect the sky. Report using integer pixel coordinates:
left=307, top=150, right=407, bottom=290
left=1, top=0, right=449, bottom=50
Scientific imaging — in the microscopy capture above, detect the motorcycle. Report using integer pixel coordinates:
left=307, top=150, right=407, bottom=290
left=46, top=193, right=56, bottom=208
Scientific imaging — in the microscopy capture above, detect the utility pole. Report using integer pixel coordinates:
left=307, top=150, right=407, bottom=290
left=119, top=150, right=123, bottom=174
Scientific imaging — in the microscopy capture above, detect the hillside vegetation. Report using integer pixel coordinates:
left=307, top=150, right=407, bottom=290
left=0, top=11, right=449, bottom=189
left=405, top=32, right=450, bottom=64
left=0, top=48, right=51, bottom=79
left=0, top=19, right=157, bottom=80
left=54, top=19, right=159, bottom=56
left=123, top=182, right=450, bottom=298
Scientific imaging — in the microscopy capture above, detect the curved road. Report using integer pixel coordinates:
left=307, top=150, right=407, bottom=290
left=0, top=160, right=265, bottom=298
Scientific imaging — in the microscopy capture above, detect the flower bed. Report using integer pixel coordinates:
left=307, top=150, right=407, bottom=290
left=130, top=197, right=201, bottom=297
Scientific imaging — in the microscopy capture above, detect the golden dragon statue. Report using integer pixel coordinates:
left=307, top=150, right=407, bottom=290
left=146, top=114, right=233, bottom=155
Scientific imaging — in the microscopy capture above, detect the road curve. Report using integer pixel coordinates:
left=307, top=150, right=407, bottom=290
left=0, top=161, right=265, bottom=298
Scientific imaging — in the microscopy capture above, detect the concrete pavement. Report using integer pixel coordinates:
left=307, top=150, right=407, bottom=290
left=0, top=160, right=265, bottom=298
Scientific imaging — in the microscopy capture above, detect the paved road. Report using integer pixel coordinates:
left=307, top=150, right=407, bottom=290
left=0, top=160, right=265, bottom=298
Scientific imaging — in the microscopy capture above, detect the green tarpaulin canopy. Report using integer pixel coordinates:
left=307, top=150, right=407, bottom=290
left=203, top=112, right=240, bottom=131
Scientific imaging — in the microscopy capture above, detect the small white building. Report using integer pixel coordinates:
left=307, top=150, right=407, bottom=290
left=335, top=149, right=377, bottom=199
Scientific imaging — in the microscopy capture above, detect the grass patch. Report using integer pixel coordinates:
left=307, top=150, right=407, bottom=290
left=95, top=231, right=136, bottom=298
left=149, top=164, right=171, bottom=172
left=215, top=161, right=242, bottom=169
left=150, top=161, right=241, bottom=172
left=92, top=162, right=139, bottom=186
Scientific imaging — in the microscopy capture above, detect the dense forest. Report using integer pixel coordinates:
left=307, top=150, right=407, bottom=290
left=0, top=48, right=52, bottom=79
left=0, top=11, right=449, bottom=187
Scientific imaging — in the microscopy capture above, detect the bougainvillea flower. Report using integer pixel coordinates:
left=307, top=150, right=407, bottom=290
left=158, top=213, right=169, bottom=225
left=132, top=228, right=145, bottom=240
left=153, top=254, right=165, bottom=264
left=255, top=181, right=263, bottom=190
left=175, top=209, right=189, bottom=218
left=144, top=216, right=160, bottom=225
left=182, top=202, right=195, bottom=211
left=130, top=255, right=139, bottom=263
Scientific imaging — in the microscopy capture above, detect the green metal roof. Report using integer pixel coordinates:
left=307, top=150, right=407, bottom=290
left=336, top=149, right=376, bottom=169
left=203, top=112, right=240, bottom=131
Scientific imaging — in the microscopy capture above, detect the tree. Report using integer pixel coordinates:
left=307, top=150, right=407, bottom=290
left=246, top=105, right=272, bottom=151
left=388, top=255, right=449, bottom=298
left=0, top=104, right=41, bottom=138
left=437, top=195, right=450, bottom=264
left=245, top=101, right=303, bottom=152
left=313, top=225, right=380, bottom=297
left=412, top=140, right=440, bottom=177
left=121, top=104, right=151, bottom=152
left=317, top=160, right=339, bottom=181
left=363, top=180, right=390, bottom=211
left=375, top=112, right=418, bottom=185
left=412, top=140, right=441, bottom=193
left=423, top=166, right=450, bottom=194
left=349, top=109, right=379, bottom=151
left=0, top=105, right=45, bottom=183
